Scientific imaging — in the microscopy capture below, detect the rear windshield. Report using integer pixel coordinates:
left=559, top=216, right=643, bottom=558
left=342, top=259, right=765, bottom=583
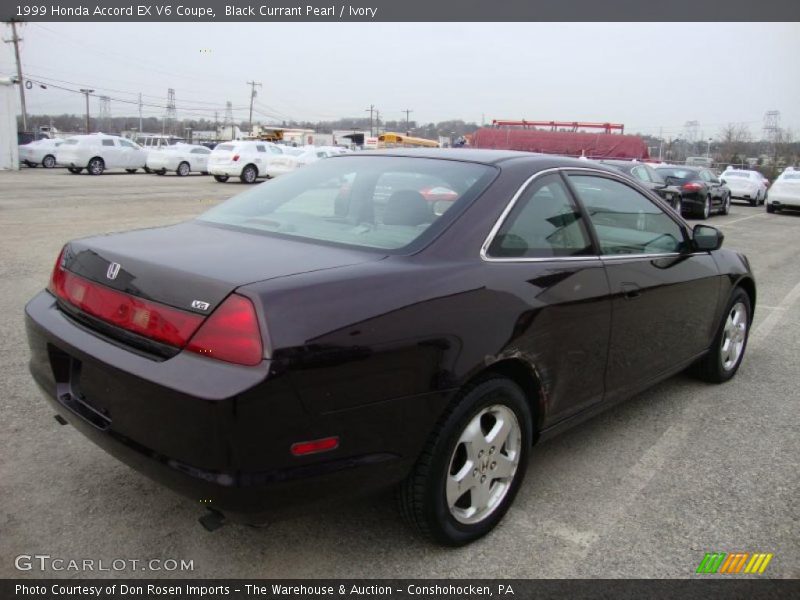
left=63, top=139, right=80, bottom=145
left=215, top=144, right=235, bottom=151
left=656, top=168, right=695, bottom=180
left=781, top=173, right=800, bottom=180
left=198, top=156, right=496, bottom=251
left=723, top=171, right=750, bottom=178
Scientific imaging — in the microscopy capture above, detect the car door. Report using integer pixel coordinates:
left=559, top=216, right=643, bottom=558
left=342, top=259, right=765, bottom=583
left=700, top=169, right=725, bottom=205
left=100, top=138, right=121, bottom=168
left=191, top=147, right=210, bottom=172
left=565, top=171, right=721, bottom=400
left=483, top=172, right=612, bottom=423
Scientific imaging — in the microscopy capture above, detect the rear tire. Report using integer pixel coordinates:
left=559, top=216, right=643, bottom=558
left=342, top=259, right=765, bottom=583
left=87, top=157, right=105, bottom=176
left=176, top=161, right=190, bottom=177
left=691, top=288, right=751, bottom=383
left=720, top=193, right=731, bottom=215
left=697, top=196, right=711, bottom=219
left=240, top=164, right=258, bottom=184
left=398, top=377, right=532, bottom=546
left=42, top=155, right=56, bottom=168
left=213, top=175, right=229, bottom=183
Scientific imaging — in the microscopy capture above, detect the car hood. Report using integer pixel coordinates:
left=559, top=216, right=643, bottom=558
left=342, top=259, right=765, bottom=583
left=63, top=221, right=384, bottom=315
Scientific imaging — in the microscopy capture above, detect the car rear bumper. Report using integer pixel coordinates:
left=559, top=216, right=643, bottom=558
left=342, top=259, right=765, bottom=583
left=208, top=164, right=243, bottom=177
left=25, top=291, right=418, bottom=522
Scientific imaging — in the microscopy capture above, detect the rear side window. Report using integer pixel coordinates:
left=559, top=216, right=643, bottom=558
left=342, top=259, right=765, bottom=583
left=216, top=144, right=235, bottom=151
left=269, top=146, right=283, bottom=155
left=191, top=147, right=210, bottom=154
left=487, top=174, right=592, bottom=259
left=256, top=145, right=266, bottom=152
left=101, top=139, right=115, bottom=147
left=569, top=175, right=687, bottom=255
left=64, top=139, right=79, bottom=145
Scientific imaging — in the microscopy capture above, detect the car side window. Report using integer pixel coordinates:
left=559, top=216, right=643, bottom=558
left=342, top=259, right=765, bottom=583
left=487, top=174, right=592, bottom=259
left=269, top=146, right=283, bottom=155
left=699, top=170, right=712, bottom=182
left=101, top=139, right=115, bottom=147
left=568, top=175, right=688, bottom=255
left=631, top=166, right=651, bottom=182
left=256, top=145, right=266, bottom=152
left=191, top=148, right=209, bottom=154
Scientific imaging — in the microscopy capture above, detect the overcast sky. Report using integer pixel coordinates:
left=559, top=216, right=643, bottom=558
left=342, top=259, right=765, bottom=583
left=1, top=22, right=798, bottom=138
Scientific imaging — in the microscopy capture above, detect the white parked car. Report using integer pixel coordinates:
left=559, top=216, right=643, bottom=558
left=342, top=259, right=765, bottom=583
left=19, top=138, right=63, bottom=168
left=766, top=167, right=800, bottom=214
left=720, top=167, right=768, bottom=206
left=207, top=141, right=285, bottom=183
left=146, top=143, right=211, bottom=176
left=56, top=134, right=148, bottom=175
left=264, top=146, right=338, bottom=178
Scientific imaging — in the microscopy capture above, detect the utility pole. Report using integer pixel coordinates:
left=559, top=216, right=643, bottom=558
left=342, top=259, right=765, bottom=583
left=247, top=80, right=262, bottom=134
left=138, top=93, right=143, bottom=133
left=375, top=109, right=380, bottom=136
left=4, top=20, right=28, bottom=131
left=365, top=104, right=374, bottom=137
left=402, top=109, right=413, bottom=134
left=79, top=89, right=94, bottom=133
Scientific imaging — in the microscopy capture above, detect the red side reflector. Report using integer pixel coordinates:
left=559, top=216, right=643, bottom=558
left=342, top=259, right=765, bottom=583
left=185, top=294, right=263, bottom=366
left=49, top=257, right=204, bottom=348
left=290, top=436, right=340, bottom=456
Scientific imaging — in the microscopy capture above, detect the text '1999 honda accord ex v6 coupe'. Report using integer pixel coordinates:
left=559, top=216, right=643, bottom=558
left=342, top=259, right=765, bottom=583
left=26, top=150, right=756, bottom=546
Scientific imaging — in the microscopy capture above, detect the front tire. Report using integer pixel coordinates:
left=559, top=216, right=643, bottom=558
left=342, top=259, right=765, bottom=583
left=42, top=155, right=56, bottom=168
left=176, top=161, right=190, bottom=177
left=691, top=288, right=751, bottom=383
left=87, top=157, right=105, bottom=176
left=213, top=175, right=229, bottom=183
left=398, top=377, right=532, bottom=546
left=240, top=164, right=258, bottom=184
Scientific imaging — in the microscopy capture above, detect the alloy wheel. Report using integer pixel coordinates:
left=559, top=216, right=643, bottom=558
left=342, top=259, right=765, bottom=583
left=721, top=302, right=748, bottom=371
left=446, top=404, right=521, bottom=525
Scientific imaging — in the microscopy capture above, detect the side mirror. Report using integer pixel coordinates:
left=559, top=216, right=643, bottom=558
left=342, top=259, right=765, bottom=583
left=693, top=224, right=724, bottom=251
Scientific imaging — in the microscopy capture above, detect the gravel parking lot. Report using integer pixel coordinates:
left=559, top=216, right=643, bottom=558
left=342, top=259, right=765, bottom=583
left=0, top=168, right=798, bottom=579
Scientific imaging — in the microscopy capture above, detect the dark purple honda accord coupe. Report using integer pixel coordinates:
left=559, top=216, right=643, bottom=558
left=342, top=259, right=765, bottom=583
left=25, top=149, right=755, bottom=545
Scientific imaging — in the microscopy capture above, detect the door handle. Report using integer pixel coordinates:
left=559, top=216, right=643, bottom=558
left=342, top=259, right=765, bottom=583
left=621, top=282, right=641, bottom=300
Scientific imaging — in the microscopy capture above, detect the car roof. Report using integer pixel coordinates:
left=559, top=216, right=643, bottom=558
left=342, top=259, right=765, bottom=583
left=347, top=148, right=621, bottom=169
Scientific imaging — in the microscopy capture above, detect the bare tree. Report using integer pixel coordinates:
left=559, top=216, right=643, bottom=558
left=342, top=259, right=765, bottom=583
left=718, top=123, right=752, bottom=165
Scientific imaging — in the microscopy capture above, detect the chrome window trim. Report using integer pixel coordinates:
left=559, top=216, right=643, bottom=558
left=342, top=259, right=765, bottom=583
left=480, top=166, right=694, bottom=264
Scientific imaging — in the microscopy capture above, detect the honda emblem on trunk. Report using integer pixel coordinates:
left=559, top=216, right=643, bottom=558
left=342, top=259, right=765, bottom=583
left=106, top=262, right=121, bottom=280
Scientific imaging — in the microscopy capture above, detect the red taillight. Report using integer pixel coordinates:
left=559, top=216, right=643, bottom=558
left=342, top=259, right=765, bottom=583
left=232, top=154, right=240, bottom=162
left=47, top=248, right=263, bottom=366
left=290, top=436, right=340, bottom=456
left=682, top=182, right=702, bottom=192
left=49, top=258, right=205, bottom=348
left=186, top=294, right=262, bottom=366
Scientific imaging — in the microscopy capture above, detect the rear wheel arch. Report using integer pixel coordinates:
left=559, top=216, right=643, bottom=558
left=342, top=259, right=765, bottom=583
left=463, top=358, right=544, bottom=442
